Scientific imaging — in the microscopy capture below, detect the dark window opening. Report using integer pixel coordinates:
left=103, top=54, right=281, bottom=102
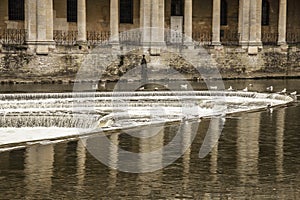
left=262, top=0, right=269, bottom=26
left=120, top=0, right=133, bottom=24
left=67, top=0, right=77, bottom=22
left=9, top=0, right=24, bottom=21
left=221, top=0, right=228, bottom=26
left=171, top=0, right=184, bottom=16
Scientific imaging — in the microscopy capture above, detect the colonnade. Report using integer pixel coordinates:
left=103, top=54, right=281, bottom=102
left=24, top=0, right=288, bottom=54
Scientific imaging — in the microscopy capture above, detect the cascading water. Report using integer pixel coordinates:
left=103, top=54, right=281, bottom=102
left=0, top=91, right=295, bottom=146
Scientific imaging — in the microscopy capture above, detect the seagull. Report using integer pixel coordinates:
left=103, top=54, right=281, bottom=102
left=227, top=86, right=233, bottom=91
left=100, top=82, right=106, bottom=88
left=249, top=83, right=253, bottom=87
left=154, top=87, right=159, bottom=91
left=266, top=86, right=273, bottom=92
left=278, top=88, right=287, bottom=94
left=242, top=87, right=248, bottom=92
left=210, top=86, right=218, bottom=90
left=290, top=91, right=297, bottom=95
left=180, top=84, right=188, bottom=90
left=139, top=86, right=145, bottom=91
left=92, top=83, right=98, bottom=90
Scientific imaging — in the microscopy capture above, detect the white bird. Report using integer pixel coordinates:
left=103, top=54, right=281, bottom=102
left=154, top=87, right=159, bottom=91
left=210, top=86, right=218, bottom=90
left=100, top=82, right=106, bottom=88
left=227, top=86, right=233, bottom=91
left=290, top=91, right=297, bottom=95
left=279, top=88, right=287, bottom=94
left=266, top=86, right=273, bottom=92
left=249, top=83, right=253, bottom=87
left=242, top=87, right=248, bottom=92
left=139, top=86, right=145, bottom=91
left=180, top=84, right=188, bottom=90
left=92, top=83, right=98, bottom=90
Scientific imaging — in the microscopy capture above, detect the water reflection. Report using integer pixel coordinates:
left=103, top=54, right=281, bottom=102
left=0, top=79, right=299, bottom=199
left=237, top=112, right=260, bottom=184
left=76, top=139, right=87, bottom=190
left=25, top=144, right=54, bottom=196
left=275, top=108, right=285, bottom=182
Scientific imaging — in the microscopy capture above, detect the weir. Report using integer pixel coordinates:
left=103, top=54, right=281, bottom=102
left=0, top=91, right=294, bottom=129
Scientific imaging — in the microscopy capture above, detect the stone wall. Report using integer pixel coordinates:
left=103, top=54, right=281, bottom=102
left=0, top=45, right=299, bottom=83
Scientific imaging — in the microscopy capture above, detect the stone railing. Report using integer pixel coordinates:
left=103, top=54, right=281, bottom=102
left=0, top=29, right=26, bottom=45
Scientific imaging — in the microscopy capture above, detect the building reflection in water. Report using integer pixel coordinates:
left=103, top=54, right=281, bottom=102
left=275, top=109, right=285, bottom=182
left=138, top=125, right=164, bottom=197
left=138, top=125, right=164, bottom=172
left=3, top=104, right=296, bottom=199
left=24, top=144, right=54, bottom=196
left=76, top=138, right=87, bottom=190
left=274, top=108, right=292, bottom=199
left=107, top=133, right=119, bottom=190
left=237, top=112, right=260, bottom=192
left=181, top=121, right=192, bottom=191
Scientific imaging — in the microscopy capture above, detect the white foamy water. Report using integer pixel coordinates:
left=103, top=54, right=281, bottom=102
left=0, top=127, right=84, bottom=146
left=0, top=91, right=294, bottom=147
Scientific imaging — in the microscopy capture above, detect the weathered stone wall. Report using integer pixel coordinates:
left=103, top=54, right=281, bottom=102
left=0, top=45, right=299, bottom=83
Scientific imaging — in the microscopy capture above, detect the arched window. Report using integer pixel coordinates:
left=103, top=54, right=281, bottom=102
left=67, top=0, right=77, bottom=22
left=262, top=0, right=270, bottom=26
left=221, top=0, right=228, bottom=26
left=120, top=0, right=133, bottom=24
left=171, top=0, right=184, bottom=16
left=8, top=0, right=24, bottom=21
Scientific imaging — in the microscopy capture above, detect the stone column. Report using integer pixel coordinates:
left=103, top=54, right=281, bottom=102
left=184, top=0, right=193, bottom=45
left=110, top=0, right=119, bottom=45
left=158, top=0, right=165, bottom=44
left=212, top=0, right=221, bottom=46
left=140, top=0, right=151, bottom=46
left=150, top=0, right=165, bottom=53
left=151, top=0, right=159, bottom=43
left=238, top=0, right=243, bottom=37
left=46, top=0, right=54, bottom=45
left=249, top=0, right=257, bottom=44
left=278, top=0, right=287, bottom=46
left=36, top=0, right=49, bottom=54
left=256, top=0, right=262, bottom=47
left=25, top=0, right=37, bottom=47
left=77, top=0, right=87, bottom=43
left=248, top=0, right=258, bottom=53
left=238, top=0, right=250, bottom=47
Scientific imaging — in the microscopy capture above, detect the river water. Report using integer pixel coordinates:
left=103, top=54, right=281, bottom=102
left=0, top=79, right=299, bottom=199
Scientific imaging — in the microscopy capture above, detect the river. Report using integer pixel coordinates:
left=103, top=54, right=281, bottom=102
left=0, top=79, right=299, bottom=199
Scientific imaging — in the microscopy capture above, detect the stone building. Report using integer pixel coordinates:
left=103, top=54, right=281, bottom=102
left=0, top=0, right=300, bottom=82
left=0, top=0, right=299, bottom=54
